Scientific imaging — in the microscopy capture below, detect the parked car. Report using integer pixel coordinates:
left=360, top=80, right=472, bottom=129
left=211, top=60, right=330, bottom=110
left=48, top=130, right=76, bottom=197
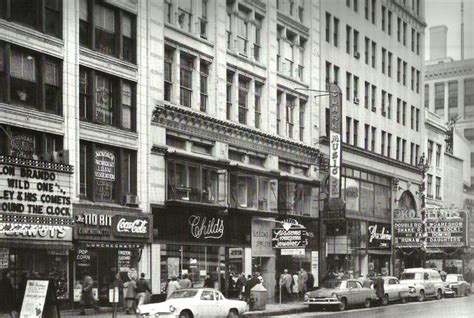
left=444, top=274, right=471, bottom=297
left=304, top=279, right=377, bottom=311
left=399, top=268, right=445, bottom=301
left=136, top=288, right=247, bottom=318
left=381, top=276, right=409, bottom=305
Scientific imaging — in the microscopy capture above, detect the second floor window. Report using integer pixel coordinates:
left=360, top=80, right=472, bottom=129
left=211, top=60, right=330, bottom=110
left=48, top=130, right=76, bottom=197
left=200, top=61, right=209, bottom=112
left=164, top=47, right=174, bottom=102
left=255, top=83, right=262, bottom=129
left=286, top=95, right=295, bottom=139
left=80, top=67, right=136, bottom=131
left=238, top=76, right=249, bottom=124
left=279, top=180, right=318, bottom=217
left=0, top=43, right=62, bottom=115
left=180, top=53, right=194, bottom=107
left=80, top=0, right=136, bottom=63
left=230, top=173, right=277, bottom=212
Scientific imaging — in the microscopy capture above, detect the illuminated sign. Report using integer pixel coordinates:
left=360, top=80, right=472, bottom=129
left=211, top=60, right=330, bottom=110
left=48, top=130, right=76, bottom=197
left=0, top=223, right=72, bottom=241
left=328, top=83, right=342, bottom=201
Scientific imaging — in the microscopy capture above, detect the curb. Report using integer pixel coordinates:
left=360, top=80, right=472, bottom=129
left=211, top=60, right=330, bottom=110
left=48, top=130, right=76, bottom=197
left=243, top=306, right=307, bottom=317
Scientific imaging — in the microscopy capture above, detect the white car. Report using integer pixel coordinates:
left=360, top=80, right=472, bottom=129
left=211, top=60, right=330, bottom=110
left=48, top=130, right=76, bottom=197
left=399, top=268, right=445, bottom=301
left=137, top=288, right=247, bottom=318
left=381, top=276, right=409, bottom=305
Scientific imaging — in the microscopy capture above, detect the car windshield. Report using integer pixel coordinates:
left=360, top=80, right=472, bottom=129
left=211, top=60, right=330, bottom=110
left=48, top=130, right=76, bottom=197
left=322, top=280, right=342, bottom=289
left=401, top=272, right=423, bottom=280
left=445, top=275, right=459, bottom=282
left=168, top=290, right=199, bottom=299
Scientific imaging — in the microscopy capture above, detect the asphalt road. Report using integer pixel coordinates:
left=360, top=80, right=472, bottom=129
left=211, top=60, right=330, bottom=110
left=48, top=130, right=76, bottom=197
left=278, top=295, right=474, bottom=318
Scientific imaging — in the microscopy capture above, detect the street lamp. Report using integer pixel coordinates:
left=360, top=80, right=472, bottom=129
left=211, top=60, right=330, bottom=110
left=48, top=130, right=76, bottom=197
left=417, top=152, right=430, bottom=267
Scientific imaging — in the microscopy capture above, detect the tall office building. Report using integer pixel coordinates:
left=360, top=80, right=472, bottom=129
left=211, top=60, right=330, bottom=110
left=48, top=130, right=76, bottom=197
left=320, top=0, right=426, bottom=277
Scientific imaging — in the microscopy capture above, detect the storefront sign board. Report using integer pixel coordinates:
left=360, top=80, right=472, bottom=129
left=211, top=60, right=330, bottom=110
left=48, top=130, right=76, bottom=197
left=272, top=228, right=308, bottom=249
left=94, top=150, right=115, bottom=181
left=229, top=248, right=243, bottom=259
left=311, top=251, right=319, bottom=287
left=76, top=248, right=91, bottom=267
left=280, top=248, right=305, bottom=256
left=168, top=257, right=180, bottom=278
left=251, top=217, right=274, bottom=257
left=0, top=223, right=72, bottom=241
left=328, top=83, right=342, bottom=201
left=368, top=223, right=391, bottom=249
left=20, top=280, right=49, bottom=318
left=394, top=208, right=466, bottom=248
left=118, top=250, right=132, bottom=272
left=0, top=162, right=72, bottom=217
left=113, top=214, right=150, bottom=238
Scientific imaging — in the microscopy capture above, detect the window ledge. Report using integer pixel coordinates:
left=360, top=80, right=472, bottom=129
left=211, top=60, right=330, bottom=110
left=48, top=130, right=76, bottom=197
left=165, top=22, right=215, bottom=48
left=79, top=121, right=138, bottom=149
left=165, top=199, right=227, bottom=210
left=79, top=47, right=138, bottom=81
left=226, top=50, right=266, bottom=71
left=0, top=102, right=63, bottom=133
left=277, top=71, right=310, bottom=88
left=75, top=199, right=142, bottom=212
left=0, top=19, right=64, bottom=58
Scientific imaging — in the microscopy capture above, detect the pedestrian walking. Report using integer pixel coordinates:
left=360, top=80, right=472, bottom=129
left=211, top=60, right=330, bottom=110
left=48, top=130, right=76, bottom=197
left=291, top=272, right=299, bottom=299
left=298, top=268, right=308, bottom=300
left=136, top=273, right=152, bottom=306
left=244, top=273, right=260, bottom=303
left=279, top=269, right=292, bottom=302
left=306, top=272, right=315, bottom=291
left=465, top=268, right=472, bottom=289
left=166, top=275, right=180, bottom=299
left=124, top=277, right=137, bottom=315
left=113, top=273, right=124, bottom=308
left=358, top=273, right=373, bottom=288
left=179, top=274, right=192, bottom=289
left=374, top=273, right=385, bottom=304
left=204, top=274, right=214, bottom=288
left=0, top=269, right=17, bottom=318
left=80, top=274, right=99, bottom=315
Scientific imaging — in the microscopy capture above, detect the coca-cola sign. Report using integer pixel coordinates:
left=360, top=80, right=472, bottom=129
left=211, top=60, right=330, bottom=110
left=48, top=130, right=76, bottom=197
left=112, top=215, right=150, bottom=238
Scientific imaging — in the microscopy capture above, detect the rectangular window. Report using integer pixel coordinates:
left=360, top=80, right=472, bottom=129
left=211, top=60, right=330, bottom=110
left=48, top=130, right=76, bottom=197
left=364, top=37, right=370, bottom=65
left=346, top=72, right=351, bottom=101
left=7, top=0, right=61, bottom=38
left=416, top=32, right=420, bottom=55
left=416, top=70, right=420, bottom=93
left=428, top=140, right=433, bottom=165
left=326, top=12, right=331, bottom=43
left=10, top=48, right=37, bottom=108
left=435, top=177, right=441, bottom=199
left=410, top=105, right=415, bottom=129
left=255, top=83, right=262, bottom=129
left=94, top=3, right=116, bottom=56
left=435, top=82, right=445, bottom=117
left=396, top=137, right=401, bottom=160
left=299, top=99, right=306, bottom=141
left=371, top=85, right=376, bottom=111
left=411, top=67, right=415, bottom=90
left=353, top=119, right=359, bottom=146
left=226, top=13, right=232, bottom=49
left=326, top=61, right=332, bottom=84
left=164, top=46, right=174, bottom=102
left=334, top=17, right=339, bottom=47
left=397, top=18, right=401, bottom=42
left=334, top=65, right=340, bottom=85
left=371, top=127, right=376, bottom=151
left=365, top=0, right=369, bottom=20
left=200, top=61, right=209, bottom=112
left=354, top=0, right=359, bottom=12
left=387, top=133, right=392, bottom=158
left=80, top=0, right=90, bottom=46
left=387, top=93, right=392, bottom=119
left=464, top=79, right=474, bottom=118
left=416, top=109, right=420, bottom=131
left=381, top=131, right=386, bottom=156
left=436, top=144, right=441, bottom=167
left=200, top=0, right=208, bottom=39
left=277, top=91, right=282, bottom=135
left=226, top=70, right=233, bottom=120
left=397, top=58, right=401, bottom=82
left=402, top=101, right=407, bottom=125
left=396, top=98, right=401, bottom=123
left=353, top=29, right=359, bottom=56
left=381, top=48, right=386, bottom=74
left=387, top=52, right=392, bottom=77
left=402, top=61, right=407, bottom=85
left=122, top=13, right=135, bottom=62
left=364, top=124, right=370, bottom=150
left=353, top=75, right=359, bottom=101
left=381, top=90, right=386, bottom=116
left=425, top=84, right=429, bottom=108
left=371, top=41, right=376, bottom=68
left=403, top=22, right=407, bottom=46
left=95, top=74, right=114, bottom=125
left=79, top=68, right=90, bottom=119
left=381, top=6, right=386, bottom=31
left=371, top=0, right=376, bottom=24
left=286, top=95, right=295, bottom=139
left=178, top=0, right=192, bottom=32
left=121, top=82, right=133, bottom=130
left=410, top=142, right=414, bottom=165
left=238, top=76, right=250, bottom=125
left=346, top=25, right=352, bottom=54
left=165, top=0, right=172, bottom=23
left=448, top=81, right=458, bottom=119
left=427, top=174, right=433, bottom=197
left=254, top=17, right=262, bottom=61
left=387, top=10, right=392, bottom=35
left=180, top=53, right=194, bottom=107
left=346, top=117, right=351, bottom=144
left=415, top=144, right=419, bottom=164
left=364, top=81, right=370, bottom=109
left=237, top=18, right=249, bottom=56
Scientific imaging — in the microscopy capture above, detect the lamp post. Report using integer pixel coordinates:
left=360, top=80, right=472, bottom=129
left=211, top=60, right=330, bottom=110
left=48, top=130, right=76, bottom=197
left=417, top=153, right=430, bottom=268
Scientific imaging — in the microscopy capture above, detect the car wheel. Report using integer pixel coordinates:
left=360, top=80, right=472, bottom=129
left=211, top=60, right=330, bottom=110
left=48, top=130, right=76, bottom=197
left=436, top=289, right=442, bottom=300
left=417, top=290, right=425, bottom=302
left=179, top=310, right=192, bottom=318
left=400, top=296, right=407, bottom=304
left=338, top=298, right=347, bottom=311
left=364, top=298, right=371, bottom=308
left=227, top=309, right=239, bottom=318
left=382, top=294, right=389, bottom=306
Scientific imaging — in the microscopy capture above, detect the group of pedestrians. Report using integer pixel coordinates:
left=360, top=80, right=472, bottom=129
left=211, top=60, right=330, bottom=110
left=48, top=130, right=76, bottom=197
left=279, top=268, right=315, bottom=302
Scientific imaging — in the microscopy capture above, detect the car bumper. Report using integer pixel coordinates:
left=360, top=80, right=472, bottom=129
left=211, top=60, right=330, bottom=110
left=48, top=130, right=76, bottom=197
left=407, top=287, right=421, bottom=297
left=305, top=297, right=340, bottom=306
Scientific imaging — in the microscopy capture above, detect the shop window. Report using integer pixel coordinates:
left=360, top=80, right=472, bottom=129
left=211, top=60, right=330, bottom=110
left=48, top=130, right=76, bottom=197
left=344, top=177, right=359, bottom=212
left=80, top=67, right=136, bottom=131
left=360, top=181, right=374, bottom=214
left=79, top=141, right=137, bottom=204
left=279, top=181, right=318, bottom=217
left=0, top=126, right=63, bottom=159
left=230, top=173, right=277, bottom=212
left=167, top=160, right=226, bottom=205
left=4, top=0, right=61, bottom=38
left=80, top=0, right=136, bottom=63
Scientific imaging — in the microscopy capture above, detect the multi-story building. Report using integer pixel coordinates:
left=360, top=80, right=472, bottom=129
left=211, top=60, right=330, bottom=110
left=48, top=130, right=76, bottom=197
left=424, top=25, right=474, bottom=273
left=320, top=0, right=426, bottom=278
left=149, top=0, right=321, bottom=301
left=0, top=0, right=153, bottom=307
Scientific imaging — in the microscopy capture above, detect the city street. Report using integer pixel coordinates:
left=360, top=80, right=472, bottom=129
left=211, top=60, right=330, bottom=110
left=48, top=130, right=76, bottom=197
left=279, top=295, right=474, bottom=318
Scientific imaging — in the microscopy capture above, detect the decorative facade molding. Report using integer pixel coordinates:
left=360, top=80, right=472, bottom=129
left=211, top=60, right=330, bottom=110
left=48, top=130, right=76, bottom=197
left=425, top=60, right=474, bottom=81
left=152, top=104, right=319, bottom=165
left=0, top=103, right=64, bottom=135
left=277, top=12, right=310, bottom=35
left=243, top=0, right=266, bottom=11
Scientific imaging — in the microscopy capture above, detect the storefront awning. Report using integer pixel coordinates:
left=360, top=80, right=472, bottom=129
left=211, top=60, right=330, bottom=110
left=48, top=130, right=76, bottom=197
left=0, top=239, right=73, bottom=250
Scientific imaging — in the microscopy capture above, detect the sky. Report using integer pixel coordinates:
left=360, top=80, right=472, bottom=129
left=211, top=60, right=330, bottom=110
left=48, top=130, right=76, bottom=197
left=424, top=0, right=474, bottom=61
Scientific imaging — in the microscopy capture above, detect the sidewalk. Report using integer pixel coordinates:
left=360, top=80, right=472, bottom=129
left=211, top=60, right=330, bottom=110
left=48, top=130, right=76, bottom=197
left=60, top=302, right=308, bottom=318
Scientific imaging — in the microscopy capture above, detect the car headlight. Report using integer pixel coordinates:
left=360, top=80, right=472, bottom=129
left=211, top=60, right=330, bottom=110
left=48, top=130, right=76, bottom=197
left=304, top=293, right=309, bottom=301
left=331, top=292, right=339, bottom=299
left=169, top=305, right=176, bottom=313
left=409, top=287, right=416, bottom=293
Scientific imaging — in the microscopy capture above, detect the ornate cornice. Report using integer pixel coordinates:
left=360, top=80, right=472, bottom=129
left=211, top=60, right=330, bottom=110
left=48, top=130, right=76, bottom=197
left=152, top=104, right=320, bottom=165
left=243, top=0, right=266, bottom=12
left=277, top=12, right=309, bottom=35
left=425, top=60, right=474, bottom=81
